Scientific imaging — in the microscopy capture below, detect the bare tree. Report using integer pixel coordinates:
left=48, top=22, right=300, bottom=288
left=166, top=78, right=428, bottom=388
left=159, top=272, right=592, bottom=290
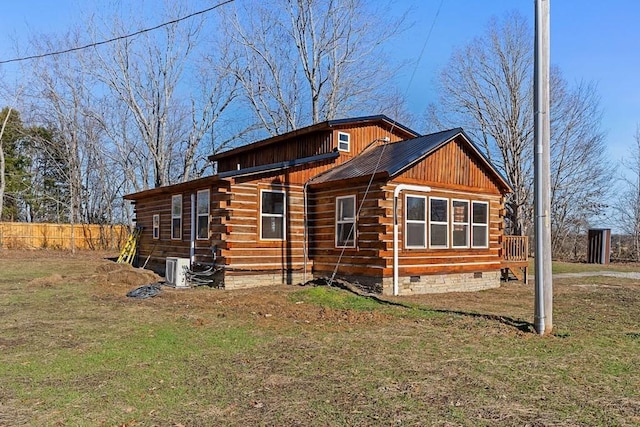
left=224, top=0, right=407, bottom=135
left=548, top=73, right=610, bottom=258
left=427, top=13, right=533, bottom=236
left=427, top=12, right=612, bottom=253
left=618, top=127, right=640, bottom=260
left=89, top=3, right=243, bottom=189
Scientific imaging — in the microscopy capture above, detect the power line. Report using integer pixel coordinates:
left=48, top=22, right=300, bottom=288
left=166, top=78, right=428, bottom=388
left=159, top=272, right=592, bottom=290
left=0, top=0, right=235, bottom=65
left=405, top=0, right=444, bottom=96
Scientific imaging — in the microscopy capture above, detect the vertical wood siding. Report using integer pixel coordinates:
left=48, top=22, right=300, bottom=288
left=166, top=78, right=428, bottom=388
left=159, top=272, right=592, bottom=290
left=217, top=123, right=407, bottom=176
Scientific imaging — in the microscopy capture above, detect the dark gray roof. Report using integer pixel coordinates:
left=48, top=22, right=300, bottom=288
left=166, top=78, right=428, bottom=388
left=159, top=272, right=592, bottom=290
left=309, top=128, right=512, bottom=191
left=218, top=151, right=339, bottom=179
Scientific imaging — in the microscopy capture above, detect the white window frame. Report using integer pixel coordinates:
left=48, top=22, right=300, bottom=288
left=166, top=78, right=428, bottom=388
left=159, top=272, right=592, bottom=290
left=405, top=194, right=427, bottom=249
left=171, top=194, right=182, bottom=240
left=429, top=197, right=449, bottom=249
left=337, top=131, right=351, bottom=152
left=152, top=214, right=160, bottom=240
left=471, top=201, right=489, bottom=248
left=335, top=195, right=356, bottom=248
left=196, top=189, right=210, bottom=240
left=452, top=199, right=470, bottom=248
left=260, top=189, right=286, bottom=241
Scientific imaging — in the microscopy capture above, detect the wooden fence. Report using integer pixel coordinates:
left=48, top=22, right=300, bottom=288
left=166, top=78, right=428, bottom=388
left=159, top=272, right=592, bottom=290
left=0, top=222, right=129, bottom=251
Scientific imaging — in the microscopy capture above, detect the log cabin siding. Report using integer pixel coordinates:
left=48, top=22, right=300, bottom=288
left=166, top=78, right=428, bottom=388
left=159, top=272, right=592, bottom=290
left=129, top=180, right=231, bottom=271
left=125, top=118, right=512, bottom=294
left=219, top=181, right=308, bottom=280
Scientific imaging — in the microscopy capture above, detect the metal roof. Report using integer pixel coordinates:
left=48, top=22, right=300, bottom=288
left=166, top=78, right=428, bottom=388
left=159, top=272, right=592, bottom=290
left=309, top=128, right=512, bottom=192
left=218, top=151, right=339, bottom=179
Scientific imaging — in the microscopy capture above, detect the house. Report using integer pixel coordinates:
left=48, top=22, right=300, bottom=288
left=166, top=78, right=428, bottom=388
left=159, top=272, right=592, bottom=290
left=124, top=115, right=527, bottom=295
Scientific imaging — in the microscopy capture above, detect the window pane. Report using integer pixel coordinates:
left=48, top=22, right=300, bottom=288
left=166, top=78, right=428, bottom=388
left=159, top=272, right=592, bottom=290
left=430, top=224, right=447, bottom=246
left=407, top=197, right=425, bottom=221
left=431, top=199, right=448, bottom=222
left=453, top=200, right=468, bottom=222
left=172, top=196, right=181, bottom=216
left=262, top=192, right=284, bottom=215
left=472, top=202, right=488, bottom=224
left=406, top=223, right=425, bottom=247
left=337, top=223, right=355, bottom=246
left=172, top=218, right=181, bottom=239
left=338, top=133, right=350, bottom=151
left=338, top=197, right=355, bottom=220
left=473, top=225, right=487, bottom=247
left=197, top=216, right=208, bottom=239
left=197, top=191, right=209, bottom=215
left=453, top=225, right=468, bottom=247
left=262, top=217, right=283, bottom=239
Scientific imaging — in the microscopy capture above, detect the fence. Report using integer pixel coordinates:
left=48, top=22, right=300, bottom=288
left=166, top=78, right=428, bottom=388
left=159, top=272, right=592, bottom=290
left=0, top=222, right=129, bottom=251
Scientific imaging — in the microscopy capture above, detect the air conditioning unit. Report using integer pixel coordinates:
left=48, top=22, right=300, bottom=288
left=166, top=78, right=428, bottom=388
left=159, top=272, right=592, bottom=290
left=165, top=257, right=191, bottom=288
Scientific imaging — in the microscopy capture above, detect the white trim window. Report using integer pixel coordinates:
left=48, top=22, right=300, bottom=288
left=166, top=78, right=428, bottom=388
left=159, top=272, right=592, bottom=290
left=196, top=189, right=210, bottom=240
left=337, top=132, right=350, bottom=152
left=336, top=195, right=356, bottom=248
left=171, top=194, right=182, bottom=240
left=405, top=195, right=426, bottom=248
left=452, top=199, right=470, bottom=248
left=261, top=190, right=285, bottom=240
left=472, top=201, right=489, bottom=248
left=429, top=197, right=448, bottom=248
left=152, top=214, right=160, bottom=240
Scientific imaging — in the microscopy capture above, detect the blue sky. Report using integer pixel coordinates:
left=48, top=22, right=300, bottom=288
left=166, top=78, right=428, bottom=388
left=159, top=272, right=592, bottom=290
left=1, top=0, right=639, bottom=166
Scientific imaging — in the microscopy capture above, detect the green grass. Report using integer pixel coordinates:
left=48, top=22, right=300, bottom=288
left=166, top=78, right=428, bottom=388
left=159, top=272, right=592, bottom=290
left=1, top=253, right=640, bottom=426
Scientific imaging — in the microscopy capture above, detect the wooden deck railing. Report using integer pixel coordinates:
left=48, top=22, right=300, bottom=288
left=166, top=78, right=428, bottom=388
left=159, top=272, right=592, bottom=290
left=503, top=235, right=528, bottom=262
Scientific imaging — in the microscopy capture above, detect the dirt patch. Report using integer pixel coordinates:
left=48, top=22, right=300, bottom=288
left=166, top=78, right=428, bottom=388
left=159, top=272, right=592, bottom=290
left=28, top=274, right=65, bottom=287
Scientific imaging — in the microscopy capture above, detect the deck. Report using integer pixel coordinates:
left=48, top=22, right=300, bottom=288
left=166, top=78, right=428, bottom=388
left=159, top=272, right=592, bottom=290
left=501, top=235, right=529, bottom=283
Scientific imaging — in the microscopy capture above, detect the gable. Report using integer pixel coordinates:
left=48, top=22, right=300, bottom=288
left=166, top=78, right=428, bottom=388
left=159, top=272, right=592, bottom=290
left=396, top=137, right=504, bottom=194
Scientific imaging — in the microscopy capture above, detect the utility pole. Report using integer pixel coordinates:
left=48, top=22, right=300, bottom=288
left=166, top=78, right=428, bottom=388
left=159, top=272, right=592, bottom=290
left=534, top=0, right=553, bottom=335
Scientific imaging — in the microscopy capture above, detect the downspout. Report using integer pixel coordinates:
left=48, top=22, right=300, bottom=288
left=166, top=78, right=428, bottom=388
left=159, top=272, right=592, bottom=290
left=303, top=182, right=309, bottom=284
left=393, top=184, right=431, bottom=296
left=190, top=192, right=196, bottom=266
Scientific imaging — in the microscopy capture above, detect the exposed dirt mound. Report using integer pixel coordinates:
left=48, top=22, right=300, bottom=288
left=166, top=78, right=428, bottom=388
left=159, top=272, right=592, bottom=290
left=28, top=274, right=65, bottom=287
left=94, top=262, right=161, bottom=288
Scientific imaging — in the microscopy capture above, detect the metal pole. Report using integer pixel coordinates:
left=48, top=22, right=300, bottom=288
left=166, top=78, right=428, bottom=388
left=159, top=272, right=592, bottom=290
left=534, top=0, right=553, bottom=335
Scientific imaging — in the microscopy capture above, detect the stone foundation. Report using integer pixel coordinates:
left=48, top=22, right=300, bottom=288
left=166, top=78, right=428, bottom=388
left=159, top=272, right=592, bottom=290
left=381, top=270, right=501, bottom=295
left=223, top=270, right=308, bottom=290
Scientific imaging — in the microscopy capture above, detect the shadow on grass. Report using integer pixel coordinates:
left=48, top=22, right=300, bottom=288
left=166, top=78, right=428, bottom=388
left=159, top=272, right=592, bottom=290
left=306, top=277, right=535, bottom=334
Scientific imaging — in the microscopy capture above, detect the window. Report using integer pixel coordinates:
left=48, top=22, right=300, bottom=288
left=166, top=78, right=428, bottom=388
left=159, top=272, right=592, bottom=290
left=405, top=195, right=426, bottom=248
left=337, top=132, right=350, bottom=152
left=472, top=201, right=489, bottom=248
left=452, top=200, right=469, bottom=248
left=336, top=195, right=356, bottom=248
left=196, top=190, right=210, bottom=240
left=429, top=197, right=448, bottom=248
left=152, top=214, right=160, bottom=240
left=171, top=195, right=182, bottom=240
left=261, top=190, right=285, bottom=240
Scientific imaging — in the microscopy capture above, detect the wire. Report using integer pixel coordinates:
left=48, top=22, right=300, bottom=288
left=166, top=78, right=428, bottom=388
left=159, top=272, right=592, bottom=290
left=329, top=140, right=388, bottom=287
left=0, top=0, right=235, bottom=65
left=404, top=0, right=444, bottom=95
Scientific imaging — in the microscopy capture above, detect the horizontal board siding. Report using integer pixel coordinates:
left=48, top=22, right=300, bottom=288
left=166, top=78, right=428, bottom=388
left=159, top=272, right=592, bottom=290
left=309, top=180, right=505, bottom=280
left=222, top=181, right=307, bottom=274
left=133, top=181, right=231, bottom=265
left=308, top=180, right=389, bottom=278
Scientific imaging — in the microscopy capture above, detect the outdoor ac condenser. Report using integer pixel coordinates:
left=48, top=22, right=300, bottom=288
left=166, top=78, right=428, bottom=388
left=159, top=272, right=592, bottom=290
left=165, top=257, right=190, bottom=288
